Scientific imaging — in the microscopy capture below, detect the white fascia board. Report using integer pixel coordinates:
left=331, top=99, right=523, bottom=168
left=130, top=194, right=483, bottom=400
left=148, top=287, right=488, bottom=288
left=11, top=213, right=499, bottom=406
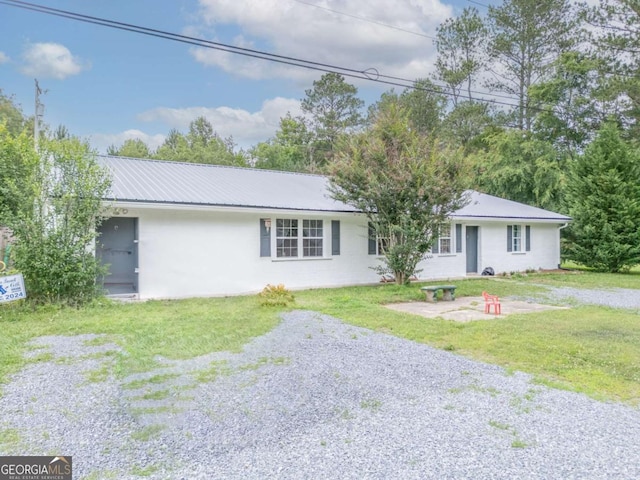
left=102, top=200, right=360, bottom=218
left=451, top=215, right=571, bottom=224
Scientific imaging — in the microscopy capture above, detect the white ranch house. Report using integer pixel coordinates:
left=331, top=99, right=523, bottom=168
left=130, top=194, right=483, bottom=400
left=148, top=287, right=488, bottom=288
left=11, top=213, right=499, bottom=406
left=97, top=156, right=570, bottom=300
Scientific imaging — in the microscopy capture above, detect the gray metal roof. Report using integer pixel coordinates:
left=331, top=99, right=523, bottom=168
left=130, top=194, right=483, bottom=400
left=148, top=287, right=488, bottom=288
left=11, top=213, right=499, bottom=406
left=99, top=156, right=352, bottom=212
left=98, top=156, right=571, bottom=221
left=455, top=191, right=571, bottom=222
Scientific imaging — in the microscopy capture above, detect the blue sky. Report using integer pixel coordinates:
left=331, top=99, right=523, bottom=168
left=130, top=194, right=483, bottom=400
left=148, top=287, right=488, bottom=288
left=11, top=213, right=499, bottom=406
left=1, top=0, right=485, bottom=153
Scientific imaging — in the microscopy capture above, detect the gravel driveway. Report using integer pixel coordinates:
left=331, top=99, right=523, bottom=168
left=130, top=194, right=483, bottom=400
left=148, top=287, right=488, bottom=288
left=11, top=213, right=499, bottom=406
left=1, top=309, right=639, bottom=479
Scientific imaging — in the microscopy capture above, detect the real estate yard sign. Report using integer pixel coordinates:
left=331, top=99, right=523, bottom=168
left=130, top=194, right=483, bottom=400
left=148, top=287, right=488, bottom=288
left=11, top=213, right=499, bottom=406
left=0, top=273, right=26, bottom=303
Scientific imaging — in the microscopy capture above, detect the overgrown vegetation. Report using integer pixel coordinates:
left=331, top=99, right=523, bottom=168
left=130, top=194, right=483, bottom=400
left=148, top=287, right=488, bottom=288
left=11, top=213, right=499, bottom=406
left=0, top=128, right=111, bottom=305
left=258, top=284, right=295, bottom=307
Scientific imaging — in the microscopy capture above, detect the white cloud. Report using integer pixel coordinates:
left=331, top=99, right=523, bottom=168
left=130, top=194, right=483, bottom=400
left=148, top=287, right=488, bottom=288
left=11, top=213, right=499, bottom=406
left=20, top=43, right=87, bottom=79
left=138, top=97, right=302, bottom=147
left=89, top=130, right=166, bottom=155
left=189, top=0, right=450, bottom=82
left=0, top=52, right=9, bottom=64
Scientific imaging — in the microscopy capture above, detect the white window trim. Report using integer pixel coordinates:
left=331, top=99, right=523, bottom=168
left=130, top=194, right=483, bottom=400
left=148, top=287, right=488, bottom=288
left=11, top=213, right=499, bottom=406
left=439, top=224, right=452, bottom=254
left=512, top=224, right=523, bottom=253
left=274, top=218, right=327, bottom=260
left=431, top=222, right=456, bottom=255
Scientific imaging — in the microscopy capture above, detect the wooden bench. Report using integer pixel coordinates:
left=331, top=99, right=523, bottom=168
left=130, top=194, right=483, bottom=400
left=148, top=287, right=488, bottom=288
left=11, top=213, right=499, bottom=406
left=421, top=285, right=457, bottom=302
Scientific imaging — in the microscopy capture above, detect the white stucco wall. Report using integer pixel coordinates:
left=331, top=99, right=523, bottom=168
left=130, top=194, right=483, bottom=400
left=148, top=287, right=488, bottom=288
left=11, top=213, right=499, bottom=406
left=115, top=205, right=384, bottom=299
left=105, top=205, right=564, bottom=299
left=466, top=221, right=562, bottom=275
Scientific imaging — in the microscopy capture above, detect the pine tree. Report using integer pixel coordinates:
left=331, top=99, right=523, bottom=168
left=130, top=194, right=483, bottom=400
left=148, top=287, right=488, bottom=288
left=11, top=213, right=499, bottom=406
left=564, top=122, right=640, bottom=272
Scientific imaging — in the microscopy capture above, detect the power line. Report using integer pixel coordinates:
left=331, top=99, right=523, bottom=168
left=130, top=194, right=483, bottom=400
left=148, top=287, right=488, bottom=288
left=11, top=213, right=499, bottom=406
left=290, top=0, right=437, bottom=40
left=290, top=1, right=519, bottom=102
left=466, top=0, right=491, bottom=9
left=0, top=0, right=550, bottom=114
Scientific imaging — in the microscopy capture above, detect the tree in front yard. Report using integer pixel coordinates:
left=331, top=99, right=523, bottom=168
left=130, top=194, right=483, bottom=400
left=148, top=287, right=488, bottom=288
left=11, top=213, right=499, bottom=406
left=329, top=101, right=469, bottom=284
left=564, top=122, right=640, bottom=272
left=0, top=128, right=112, bottom=304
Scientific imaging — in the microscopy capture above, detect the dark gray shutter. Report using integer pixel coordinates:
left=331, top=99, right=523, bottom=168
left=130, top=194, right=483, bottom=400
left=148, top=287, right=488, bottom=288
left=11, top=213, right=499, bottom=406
left=455, top=224, right=462, bottom=253
left=260, top=219, right=271, bottom=257
left=525, top=225, right=531, bottom=252
left=432, top=233, right=440, bottom=254
left=331, top=220, right=340, bottom=255
left=507, top=225, right=513, bottom=252
left=368, top=222, right=376, bottom=255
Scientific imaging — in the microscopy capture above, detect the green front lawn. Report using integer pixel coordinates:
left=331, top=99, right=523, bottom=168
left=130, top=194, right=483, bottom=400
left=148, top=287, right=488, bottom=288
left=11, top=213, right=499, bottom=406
left=1, top=272, right=638, bottom=404
left=0, top=296, right=281, bottom=387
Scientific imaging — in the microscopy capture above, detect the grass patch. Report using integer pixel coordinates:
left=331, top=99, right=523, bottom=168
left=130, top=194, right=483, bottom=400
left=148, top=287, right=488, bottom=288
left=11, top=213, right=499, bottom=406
left=0, top=295, right=281, bottom=390
left=195, top=361, right=232, bottom=383
left=131, top=424, right=166, bottom=441
left=25, top=352, right=54, bottom=364
left=130, top=465, right=159, bottom=477
left=129, top=406, right=182, bottom=417
left=85, top=470, right=119, bottom=480
left=360, top=398, right=382, bottom=411
left=83, top=335, right=117, bottom=347
left=122, top=373, right=180, bottom=390
left=0, top=428, right=21, bottom=451
left=239, top=356, right=291, bottom=372
left=134, top=389, right=172, bottom=401
left=522, top=268, right=640, bottom=290
left=84, top=364, right=110, bottom=383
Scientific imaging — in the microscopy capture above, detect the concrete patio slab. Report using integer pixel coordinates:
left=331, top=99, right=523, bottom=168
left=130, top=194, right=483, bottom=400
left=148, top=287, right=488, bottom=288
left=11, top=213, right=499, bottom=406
left=386, top=296, right=568, bottom=322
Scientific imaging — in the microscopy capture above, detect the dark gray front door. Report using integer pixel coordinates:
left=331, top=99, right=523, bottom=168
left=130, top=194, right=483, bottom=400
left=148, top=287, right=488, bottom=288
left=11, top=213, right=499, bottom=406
left=97, top=217, right=138, bottom=294
left=466, top=226, right=478, bottom=273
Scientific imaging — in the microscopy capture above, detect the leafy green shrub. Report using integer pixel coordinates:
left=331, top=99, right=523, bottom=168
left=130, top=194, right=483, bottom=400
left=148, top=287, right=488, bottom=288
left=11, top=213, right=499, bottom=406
left=2, top=132, right=111, bottom=305
left=258, top=284, right=294, bottom=307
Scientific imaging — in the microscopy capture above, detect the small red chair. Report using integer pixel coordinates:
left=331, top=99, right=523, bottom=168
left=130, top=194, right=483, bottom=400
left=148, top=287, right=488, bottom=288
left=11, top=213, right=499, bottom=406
left=482, top=291, right=501, bottom=315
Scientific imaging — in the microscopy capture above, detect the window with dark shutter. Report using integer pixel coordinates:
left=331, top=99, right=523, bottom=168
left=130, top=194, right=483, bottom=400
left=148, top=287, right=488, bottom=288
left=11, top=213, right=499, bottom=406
left=507, top=225, right=513, bottom=252
left=525, top=225, right=531, bottom=252
left=260, top=219, right=271, bottom=257
left=368, top=223, right=376, bottom=255
left=455, top=224, right=462, bottom=253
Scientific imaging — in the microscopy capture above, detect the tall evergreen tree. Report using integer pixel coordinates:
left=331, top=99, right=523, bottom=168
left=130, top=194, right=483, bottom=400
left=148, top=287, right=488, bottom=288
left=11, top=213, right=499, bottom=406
left=368, top=80, right=446, bottom=137
left=564, top=122, right=640, bottom=272
left=434, top=7, right=487, bottom=105
left=301, top=73, right=364, bottom=167
left=586, top=0, right=640, bottom=139
left=487, top=0, right=577, bottom=130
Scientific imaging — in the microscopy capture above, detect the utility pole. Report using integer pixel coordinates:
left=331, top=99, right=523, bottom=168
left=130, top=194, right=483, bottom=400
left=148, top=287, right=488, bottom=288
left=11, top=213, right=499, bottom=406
left=34, top=79, right=45, bottom=151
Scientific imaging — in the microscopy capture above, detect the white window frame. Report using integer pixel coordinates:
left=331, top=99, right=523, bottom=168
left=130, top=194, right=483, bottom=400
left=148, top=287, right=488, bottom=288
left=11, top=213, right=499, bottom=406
left=431, top=223, right=454, bottom=254
left=512, top=224, right=522, bottom=252
left=276, top=219, right=298, bottom=258
left=438, top=224, right=452, bottom=254
left=275, top=218, right=325, bottom=259
left=303, top=219, right=323, bottom=257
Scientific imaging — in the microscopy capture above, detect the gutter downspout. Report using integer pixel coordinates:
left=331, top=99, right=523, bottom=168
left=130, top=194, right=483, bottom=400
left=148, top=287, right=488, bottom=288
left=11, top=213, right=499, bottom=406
left=558, top=223, right=569, bottom=269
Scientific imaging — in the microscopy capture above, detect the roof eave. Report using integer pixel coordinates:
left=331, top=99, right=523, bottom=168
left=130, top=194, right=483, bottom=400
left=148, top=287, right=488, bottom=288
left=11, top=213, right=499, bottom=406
left=103, top=198, right=360, bottom=214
